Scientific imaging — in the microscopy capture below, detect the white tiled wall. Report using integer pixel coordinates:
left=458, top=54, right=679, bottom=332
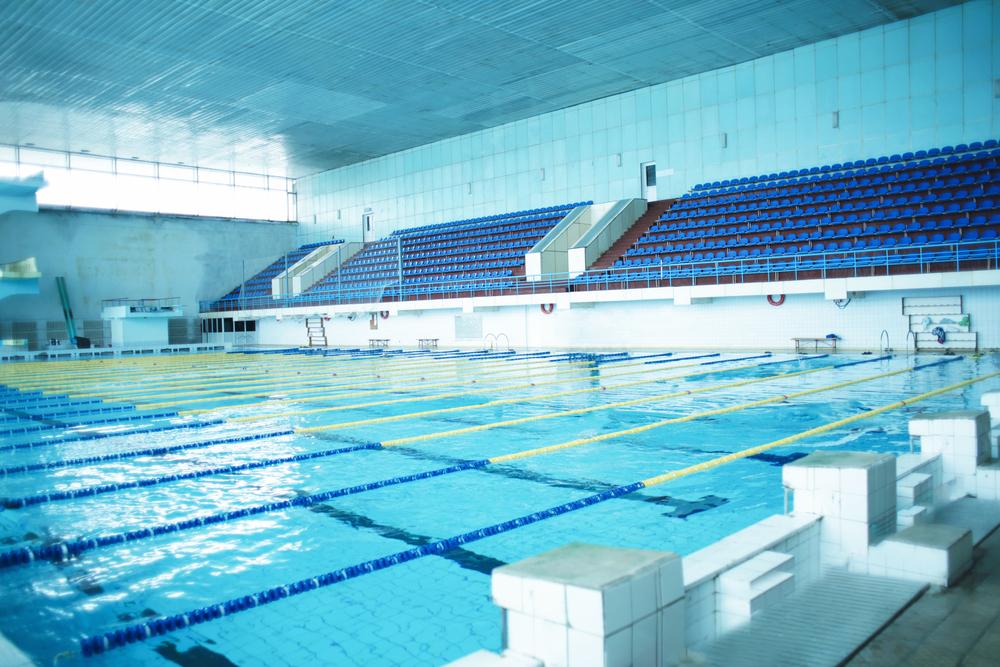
left=256, top=284, right=1000, bottom=352
left=296, top=1, right=1000, bottom=244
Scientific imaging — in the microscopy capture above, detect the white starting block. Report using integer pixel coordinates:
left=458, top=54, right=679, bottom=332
left=486, top=543, right=685, bottom=667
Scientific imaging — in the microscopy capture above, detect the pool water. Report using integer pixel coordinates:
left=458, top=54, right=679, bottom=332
left=0, top=349, right=998, bottom=666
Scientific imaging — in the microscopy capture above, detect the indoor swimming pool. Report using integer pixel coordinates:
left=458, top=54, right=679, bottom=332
left=1, top=348, right=998, bottom=666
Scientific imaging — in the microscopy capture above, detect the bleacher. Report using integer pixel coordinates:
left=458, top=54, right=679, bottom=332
left=301, top=202, right=587, bottom=299
left=581, top=140, right=1000, bottom=285
left=213, top=239, right=343, bottom=307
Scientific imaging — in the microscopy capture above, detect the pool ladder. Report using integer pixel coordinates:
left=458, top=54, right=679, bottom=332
left=483, top=333, right=510, bottom=352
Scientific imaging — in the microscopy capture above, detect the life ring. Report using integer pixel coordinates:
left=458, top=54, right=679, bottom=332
left=540, top=303, right=555, bottom=314
left=767, top=294, right=786, bottom=307
left=379, top=311, right=390, bottom=320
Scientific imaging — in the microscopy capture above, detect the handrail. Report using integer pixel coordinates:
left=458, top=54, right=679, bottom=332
left=200, top=238, right=1000, bottom=314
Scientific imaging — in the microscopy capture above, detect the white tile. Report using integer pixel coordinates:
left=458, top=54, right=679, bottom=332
left=492, top=571, right=523, bottom=612
left=566, top=585, right=604, bottom=635
left=659, top=600, right=686, bottom=665
left=631, top=570, right=658, bottom=621
left=605, top=626, right=632, bottom=667
left=532, top=617, right=567, bottom=667
left=657, top=558, right=684, bottom=608
left=604, top=581, right=633, bottom=636
left=567, top=629, right=604, bottom=667
left=632, top=613, right=658, bottom=667
left=506, top=610, right=534, bottom=655
left=523, top=578, right=566, bottom=624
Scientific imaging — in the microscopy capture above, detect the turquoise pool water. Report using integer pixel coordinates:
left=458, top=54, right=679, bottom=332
left=0, top=349, right=998, bottom=666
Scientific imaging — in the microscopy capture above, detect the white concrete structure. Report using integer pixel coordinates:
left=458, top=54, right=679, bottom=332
left=489, top=543, right=685, bottom=667
left=234, top=278, right=1000, bottom=352
left=908, top=409, right=992, bottom=498
left=782, top=451, right=897, bottom=566
left=101, top=298, right=184, bottom=348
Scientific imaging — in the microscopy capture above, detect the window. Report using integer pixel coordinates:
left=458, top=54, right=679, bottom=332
left=1, top=143, right=295, bottom=222
left=224, top=318, right=234, bottom=332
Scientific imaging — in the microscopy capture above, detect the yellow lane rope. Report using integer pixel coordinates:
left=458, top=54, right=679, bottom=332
left=486, top=364, right=931, bottom=464
left=177, top=354, right=755, bottom=415
left=296, top=358, right=843, bottom=435
left=135, top=357, right=598, bottom=409
left=0, top=354, right=238, bottom=384
left=638, top=370, right=1000, bottom=488
left=10, top=351, right=468, bottom=392
left=90, top=352, right=596, bottom=400
left=9, top=355, right=334, bottom=386
left=68, top=355, right=550, bottom=399
left=220, top=356, right=762, bottom=421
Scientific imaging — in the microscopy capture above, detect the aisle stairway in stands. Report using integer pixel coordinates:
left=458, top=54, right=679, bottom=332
left=301, top=202, right=588, bottom=299
left=589, top=199, right=674, bottom=271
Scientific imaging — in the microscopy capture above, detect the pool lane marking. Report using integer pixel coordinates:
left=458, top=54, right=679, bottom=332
left=4, top=349, right=519, bottom=394
left=292, top=354, right=816, bottom=434
left=0, top=356, right=911, bottom=508
left=69, top=350, right=551, bottom=396
left=0, top=357, right=799, bottom=476
left=73, top=365, right=999, bottom=657
left=139, top=353, right=724, bottom=411
left=0, top=356, right=916, bottom=561
left=178, top=353, right=733, bottom=416
left=132, top=356, right=598, bottom=408
left=0, top=353, right=261, bottom=387
left=230, top=353, right=767, bottom=422
left=63, top=353, right=567, bottom=399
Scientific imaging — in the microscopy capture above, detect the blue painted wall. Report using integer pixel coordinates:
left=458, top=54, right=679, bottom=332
left=297, top=0, right=1000, bottom=243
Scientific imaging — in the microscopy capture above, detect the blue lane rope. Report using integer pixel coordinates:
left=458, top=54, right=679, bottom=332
left=0, top=354, right=934, bottom=563
left=644, top=352, right=721, bottom=364
left=0, top=459, right=490, bottom=569
left=0, top=410, right=180, bottom=437
left=77, top=481, right=645, bottom=657
left=0, top=430, right=292, bottom=476
left=0, top=419, right=226, bottom=453
left=1, top=438, right=377, bottom=509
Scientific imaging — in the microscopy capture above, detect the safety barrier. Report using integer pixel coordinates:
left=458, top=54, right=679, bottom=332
left=74, top=362, right=998, bottom=658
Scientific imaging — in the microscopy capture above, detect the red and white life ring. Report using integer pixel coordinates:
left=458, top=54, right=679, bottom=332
left=540, top=303, right=555, bottom=314
left=379, top=311, right=390, bottom=320
left=767, top=294, right=786, bottom=307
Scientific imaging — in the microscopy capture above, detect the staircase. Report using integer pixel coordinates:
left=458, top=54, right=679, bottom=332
left=588, top=198, right=674, bottom=271
left=305, top=317, right=327, bottom=347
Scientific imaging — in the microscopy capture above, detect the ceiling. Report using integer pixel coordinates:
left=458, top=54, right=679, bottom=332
left=0, top=0, right=959, bottom=178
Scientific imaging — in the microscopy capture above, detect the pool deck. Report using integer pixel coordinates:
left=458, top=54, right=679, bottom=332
left=847, top=521, right=1000, bottom=666
left=0, top=632, right=33, bottom=667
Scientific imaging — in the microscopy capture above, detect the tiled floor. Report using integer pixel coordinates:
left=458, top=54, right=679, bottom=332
left=697, top=571, right=925, bottom=667
left=848, top=524, right=1000, bottom=667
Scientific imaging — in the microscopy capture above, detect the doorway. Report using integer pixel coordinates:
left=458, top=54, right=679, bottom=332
left=362, top=212, right=375, bottom=242
left=640, top=162, right=657, bottom=201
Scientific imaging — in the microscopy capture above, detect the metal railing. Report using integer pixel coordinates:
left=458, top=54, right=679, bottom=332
left=102, top=297, right=181, bottom=312
left=200, top=239, right=999, bottom=314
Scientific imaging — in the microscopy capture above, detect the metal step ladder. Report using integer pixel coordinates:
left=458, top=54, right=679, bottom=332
left=305, top=316, right=327, bottom=347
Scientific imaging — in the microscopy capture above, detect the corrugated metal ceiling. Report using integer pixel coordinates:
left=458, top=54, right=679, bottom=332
left=0, top=0, right=959, bottom=177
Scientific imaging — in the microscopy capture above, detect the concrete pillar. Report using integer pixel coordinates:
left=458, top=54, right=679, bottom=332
left=781, top=451, right=896, bottom=567
left=490, top=543, right=685, bottom=667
